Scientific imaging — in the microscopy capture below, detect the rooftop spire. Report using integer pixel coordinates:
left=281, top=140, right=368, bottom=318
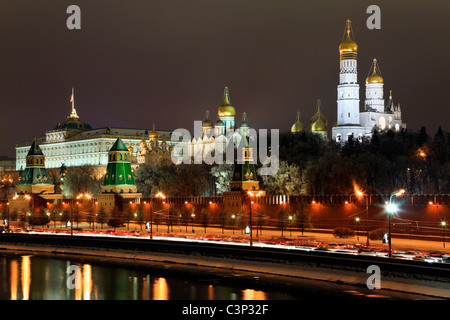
left=67, top=87, right=79, bottom=120
left=223, top=86, right=231, bottom=106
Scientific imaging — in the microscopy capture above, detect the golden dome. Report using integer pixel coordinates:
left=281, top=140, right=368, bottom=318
left=310, top=99, right=328, bottom=124
left=291, top=111, right=304, bottom=133
left=149, top=123, right=159, bottom=139
left=218, top=86, right=236, bottom=117
left=366, top=59, right=383, bottom=84
left=339, top=20, right=358, bottom=53
left=312, top=119, right=327, bottom=132
left=140, top=138, right=148, bottom=150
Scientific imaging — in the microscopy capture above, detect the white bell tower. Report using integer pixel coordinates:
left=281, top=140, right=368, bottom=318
left=332, top=19, right=365, bottom=143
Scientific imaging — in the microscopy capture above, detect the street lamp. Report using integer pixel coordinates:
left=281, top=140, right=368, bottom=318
left=441, top=221, right=447, bottom=248
left=146, top=191, right=166, bottom=239
left=355, top=189, right=370, bottom=246
left=191, top=213, right=195, bottom=233
left=355, top=217, right=360, bottom=242
left=247, top=191, right=263, bottom=246
left=288, top=215, right=293, bottom=237
left=386, top=189, right=405, bottom=258
left=231, top=214, right=236, bottom=234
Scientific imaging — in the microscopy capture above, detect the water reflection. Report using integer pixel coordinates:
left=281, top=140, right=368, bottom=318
left=153, top=277, right=168, bottom=300
left=21, top=256, right=31, bottom=300
left=0, top=253, right=297, bottom=300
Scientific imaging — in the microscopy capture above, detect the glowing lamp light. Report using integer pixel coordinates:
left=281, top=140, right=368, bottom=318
left=428, top=201, right=434, bottom=205
left=441, top=221, right=447, bottom=227
left=155, top=192, right=166, bottom=199
left=312, top=200, right=316, bottom=204
left=395, top=189, right=406, bottom=197
left=386, top=203, right=398, bottom=214
left=344, top=201, right=349, bottom=204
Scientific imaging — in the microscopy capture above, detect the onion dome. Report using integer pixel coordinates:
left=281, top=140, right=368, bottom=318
left=240, top=112, right=249, bottom=128
left=366, top=58, right=384, bottom=84
left=218, top=86, right=236, bottom=117
left=215, top=119, right=224, bottom=127
left=140, top=138, right=148, bottom=150
left=339, top=20, right=358, bottom=57
left=291, top=111, right=304, bottom=133
left=148, top=123, right=159, bottom=139
left=202, top=110, right=213, bottom=128
left=310, top=99, right=328, bottom=124
left=312, top=118, right=327, bottom=132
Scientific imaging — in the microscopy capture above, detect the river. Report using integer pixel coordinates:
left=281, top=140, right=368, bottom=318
left=0, top=252, right=301, bottom=300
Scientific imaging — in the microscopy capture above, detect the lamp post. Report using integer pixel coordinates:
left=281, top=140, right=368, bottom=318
left=386, top=189, right=405, bottom=258
left=6, top=202, right=9, bottom=233
left=231, top=214, right=236, bottom=234
left=191, top=213, right=195, bottom=233
left=288, top=215, right=293, bottom=237
left=441, top=221, right=447, bottom=248
left=150, top=202, right=153, bottom=239
left=356, top=190, right=369, bottom=246
left=247, top=191, right=263, bottom=246
left=355, top=217, right=360, bottom=242
left=148, top=192, right=166, bottom=240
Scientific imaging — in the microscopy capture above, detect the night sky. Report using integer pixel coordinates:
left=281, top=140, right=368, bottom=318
left=0, top=0, right=449, bottom=157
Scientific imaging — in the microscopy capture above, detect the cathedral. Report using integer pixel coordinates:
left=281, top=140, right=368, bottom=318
left=290, top=99, right=329, bottom=139
left=331, top=19, right=406, bottom=143
left=189, top=86, right=250, bottom=161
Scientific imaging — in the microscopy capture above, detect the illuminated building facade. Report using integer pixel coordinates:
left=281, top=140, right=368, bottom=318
left=332, top=20, right=406, bottom=143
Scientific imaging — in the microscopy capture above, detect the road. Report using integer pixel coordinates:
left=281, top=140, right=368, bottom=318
left=18, top=221, right=450, bottom=255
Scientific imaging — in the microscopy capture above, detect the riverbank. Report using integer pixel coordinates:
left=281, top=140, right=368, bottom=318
left=0, top=237, right=449, bottom=299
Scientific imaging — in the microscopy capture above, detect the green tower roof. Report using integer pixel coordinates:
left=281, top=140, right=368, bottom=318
left=111, top=138, right=129, bottom=151
left=27, top=139, right=44, bottom=156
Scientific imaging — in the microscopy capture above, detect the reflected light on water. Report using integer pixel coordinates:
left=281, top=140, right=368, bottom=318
left=242, top=289, right=266, bottom=300
left=208, top=284, right=214, bottom=300
left=21, top=256, right=31, bottom=300
left=153, top=277, right=168, bottom=300
left=83, top=264, right=92, bottom=300
left=10, top=260, right=18, bottom=300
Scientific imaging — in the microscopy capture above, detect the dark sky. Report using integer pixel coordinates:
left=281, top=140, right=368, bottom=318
left=0, top=0, right=449, bottom=157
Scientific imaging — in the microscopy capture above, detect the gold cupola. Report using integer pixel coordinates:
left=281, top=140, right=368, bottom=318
left=310, top=99, right=328, bottom=132
left=339, top=20, right=358, bottom=59
left=366, top=58, right=384, bottom=84
left=291, top=111, right=304, bottom=133
left=218, top=86, right=236, bottom=118
left=148, top=123, right=159, bottom=140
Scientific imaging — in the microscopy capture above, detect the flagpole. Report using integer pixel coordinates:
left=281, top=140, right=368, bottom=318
left=71, top=87, right=75, bottom=112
